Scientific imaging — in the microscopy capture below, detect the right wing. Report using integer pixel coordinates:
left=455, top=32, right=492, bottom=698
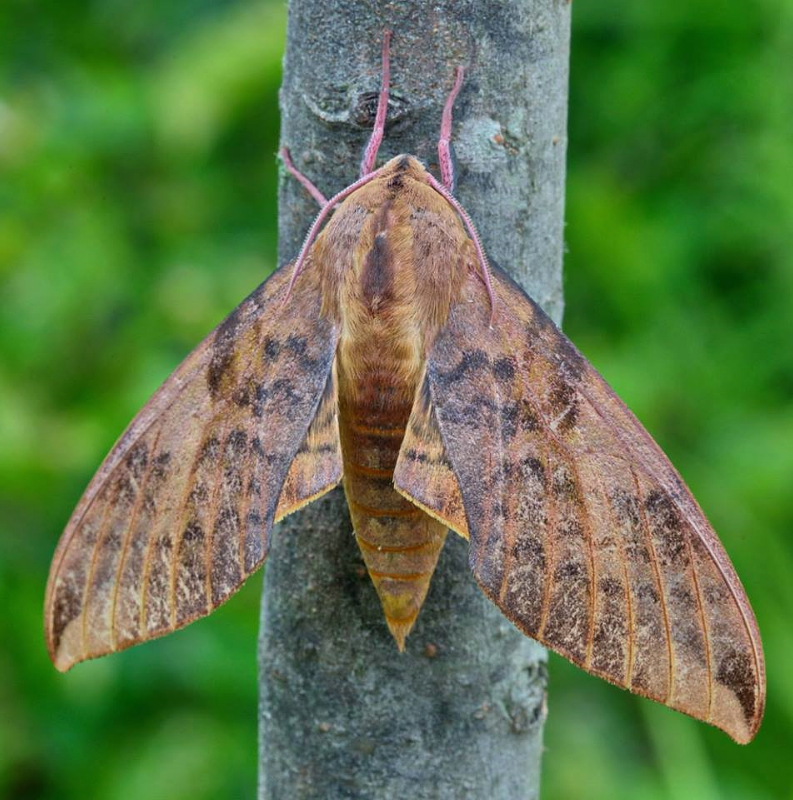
left=395, top=265, right=764, bottom=744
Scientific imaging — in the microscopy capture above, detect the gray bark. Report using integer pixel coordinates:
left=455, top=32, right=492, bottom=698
left=259, top=1, right=570, bottom=798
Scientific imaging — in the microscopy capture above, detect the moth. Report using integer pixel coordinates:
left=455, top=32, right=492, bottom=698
left=45, top=32, right=765, bottom=744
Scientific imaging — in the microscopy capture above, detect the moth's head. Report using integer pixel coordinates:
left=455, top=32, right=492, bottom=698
left=377, top=154, right=428, bottom=183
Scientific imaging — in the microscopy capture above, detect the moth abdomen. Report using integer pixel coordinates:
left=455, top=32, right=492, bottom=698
left=338, top=401, right=447, bottom=650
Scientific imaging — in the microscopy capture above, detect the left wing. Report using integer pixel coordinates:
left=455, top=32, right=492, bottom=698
left=395, top=265, right=765, bottom=744
left=45, top=264, right=341, bottom=671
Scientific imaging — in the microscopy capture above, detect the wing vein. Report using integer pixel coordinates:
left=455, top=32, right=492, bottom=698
left=168, top=427, right=220, bottom=630
left=79, top=488, right=116, bottom=660
left=138, top=430, right=203, bottom=635
left=577, top=457, right=598, bottom=670
left=488, top=373, right=518, bottom=604
left=109, top=422, right=165, bottom=649
left=474, top=373, right=505, bottom=573
left=683, top=519, right=714, bottom=721
left=631, top=466, right=675, bottom=704
left=537, top=444, right=556, bottom=639
left=600, top=476, right=634, bottom=688
left=545, top=437, right=598, bottom=666
left=236, top=438, right=257, bottom=579
left=203, top=422, right=234, bottom=612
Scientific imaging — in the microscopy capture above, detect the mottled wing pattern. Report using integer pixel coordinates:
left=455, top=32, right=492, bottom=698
left=45, top=265, right=340, bottom=671
left=403, top=265, right=765, bottom=744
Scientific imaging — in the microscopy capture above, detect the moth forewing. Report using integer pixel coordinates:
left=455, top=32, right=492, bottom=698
left=393, top=265, right=764, bottom=744
left=45, top=265, right=340, bottom=671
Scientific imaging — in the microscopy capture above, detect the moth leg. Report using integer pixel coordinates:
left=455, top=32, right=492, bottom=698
left=359, top=29, right=392, bottom=178
left=438, top=66, right=464, bottom=192
left=280, top=147, right=328, bottom=207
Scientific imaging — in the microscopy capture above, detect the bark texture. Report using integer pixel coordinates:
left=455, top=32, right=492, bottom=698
left=259, top=1, right=570, bottom=797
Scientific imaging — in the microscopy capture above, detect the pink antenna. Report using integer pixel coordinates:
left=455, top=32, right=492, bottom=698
left=280, top=147, right=328, bottom=207
left=360, top=30, right=392, bottom=177
left=438, top=66, right=464, bottom=191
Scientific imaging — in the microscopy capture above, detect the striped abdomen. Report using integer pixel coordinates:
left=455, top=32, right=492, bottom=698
left=338, top=364, right=447, bottom=650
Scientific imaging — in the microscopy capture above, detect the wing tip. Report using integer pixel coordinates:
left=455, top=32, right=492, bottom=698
left=52, top=650, right=77, bottom=673
left=45, top=627, right=81, bottom=673
left=715, top=705, right=764, bottom=745
left=472, top=572, right=767, bottom=745
left=728, top=681, right=766, bottom=745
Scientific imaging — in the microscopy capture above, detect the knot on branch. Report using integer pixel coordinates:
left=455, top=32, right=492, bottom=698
left=302, top=89, right=412, bottom=129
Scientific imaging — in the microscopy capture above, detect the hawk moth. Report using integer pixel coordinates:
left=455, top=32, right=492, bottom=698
left=45, top=31, right=765, bottom=744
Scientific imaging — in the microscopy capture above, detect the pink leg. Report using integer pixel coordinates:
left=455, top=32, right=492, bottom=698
left=438, top=66, right=464, bottom=192
left=280, top=147, right=328, bottom=207
left=359, top=30, right=392, bottom=177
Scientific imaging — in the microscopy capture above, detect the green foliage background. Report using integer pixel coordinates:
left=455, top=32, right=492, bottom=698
left=1, top=2, right=791, bottom=797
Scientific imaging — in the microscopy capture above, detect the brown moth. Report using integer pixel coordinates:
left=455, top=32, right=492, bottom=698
left=45, top=32, right=765, bottom=745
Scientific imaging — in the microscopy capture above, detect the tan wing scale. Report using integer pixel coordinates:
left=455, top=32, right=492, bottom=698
left=45, top=265, right=340, bottom=671
left=393, top=378, right=468, bottom=539
left=275, top=361, right=343, bottom=522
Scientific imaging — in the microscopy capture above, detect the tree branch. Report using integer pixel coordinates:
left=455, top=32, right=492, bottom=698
left=259, top=1, right=570, bottom=797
